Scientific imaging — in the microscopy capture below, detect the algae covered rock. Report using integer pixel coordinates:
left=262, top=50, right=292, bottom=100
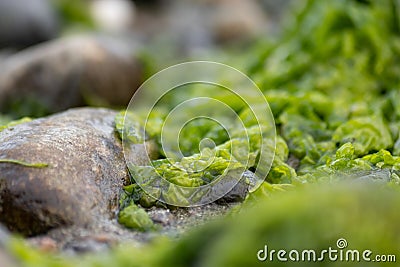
left=0, top=108, right=150, bottom=236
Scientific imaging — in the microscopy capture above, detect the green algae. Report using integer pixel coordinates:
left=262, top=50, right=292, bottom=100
left=0, top=159, right=48, bottom=168
left=115, top=0, right=400, bottom=220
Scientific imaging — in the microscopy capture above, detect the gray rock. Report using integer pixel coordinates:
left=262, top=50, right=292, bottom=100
left=0, top=36, right=144, bottom=117
left=217, top=171, right=251, bottom=203
left=208, top=0, right=269, bottom=44
left=0, top=108, right=151, bottom=236
left=221, top=179, right=249, bottom=203
left=0, top=0, right=59, bottom=48
left=147, top=208, right=174, bottom=226
left=353, top=169, right=392, bottom=184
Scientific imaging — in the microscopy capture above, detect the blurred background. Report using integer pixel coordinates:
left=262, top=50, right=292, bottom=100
left=0, top=0, right=292, bottom=118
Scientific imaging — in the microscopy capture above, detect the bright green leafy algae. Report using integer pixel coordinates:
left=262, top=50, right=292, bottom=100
left=332, top=115, right=393, bottom=156
left=116, top=99, right=274, bottom=211
left=114, top=0, right=400, bottom=219
left=118, top=204, right=156, bottom=232
left=245, top=0, right=400, bottom=186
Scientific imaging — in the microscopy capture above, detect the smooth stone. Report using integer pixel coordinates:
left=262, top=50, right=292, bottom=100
left=0, top=108, right=151, bottom=236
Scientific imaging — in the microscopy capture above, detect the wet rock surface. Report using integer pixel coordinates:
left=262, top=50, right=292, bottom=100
left=217, top=175, right=249, bottom=203
left=0, top=108, right=129, bottom=236
left=0, top=36, right=144, bottom=117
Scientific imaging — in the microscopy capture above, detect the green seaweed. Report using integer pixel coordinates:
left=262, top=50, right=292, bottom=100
left=332, top=115, right=393, bottom=156
left=116, top=0, right=400, bottom=211
left=115, top=111, right=145, bottom=144
left=118, top=203, right=156, bottom=232
left=0, top=159, right=48, bottom=168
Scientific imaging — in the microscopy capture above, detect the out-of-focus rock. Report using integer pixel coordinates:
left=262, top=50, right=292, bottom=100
left=0, top=49, right=15, bottom=62
left=131, top=0, right=268, bottom=58
left=0, top=36, right=144, bottom=117
left=63, top=235, right=113, bottom=254
left=0, top=0, right=59, bottom=49
left=0, top=108, right=152, bottom=236
left=208, top=0, right=268, bottom=44
left=90, top=0, right=136, bottom=33
left=27, top=236, right=58, bottom=253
